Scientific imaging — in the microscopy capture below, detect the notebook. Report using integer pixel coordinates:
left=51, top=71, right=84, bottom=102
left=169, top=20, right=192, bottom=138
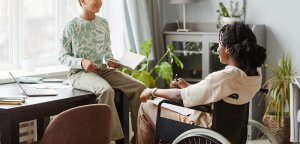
left=107, top=52, right=146, bottom=70
left=9, top=72, right=58, bottom=97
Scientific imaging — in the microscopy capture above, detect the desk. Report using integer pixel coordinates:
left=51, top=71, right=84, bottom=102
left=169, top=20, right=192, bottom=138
left=0, top=83, right=96, bottom=144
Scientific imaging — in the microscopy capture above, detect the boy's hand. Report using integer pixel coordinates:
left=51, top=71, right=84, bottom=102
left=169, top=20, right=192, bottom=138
left=140, top=88, right=152, bottom=103
left=82, top=59, right=97, bottom=73
left=107, top=58, right=120, bottom=69
left=169, top=78, right=190, bottom=89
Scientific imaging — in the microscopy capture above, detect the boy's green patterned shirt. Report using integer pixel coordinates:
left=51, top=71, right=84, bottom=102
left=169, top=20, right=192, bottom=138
left=58, top=16, right=113, bottom=69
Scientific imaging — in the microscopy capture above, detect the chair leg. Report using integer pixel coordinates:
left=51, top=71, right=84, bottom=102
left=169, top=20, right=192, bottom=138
left=115, top=90, right=129, bottom=144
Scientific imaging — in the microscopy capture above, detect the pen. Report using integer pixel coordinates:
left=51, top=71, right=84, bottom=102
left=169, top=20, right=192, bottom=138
left=174, top=74, right=178, bottom=82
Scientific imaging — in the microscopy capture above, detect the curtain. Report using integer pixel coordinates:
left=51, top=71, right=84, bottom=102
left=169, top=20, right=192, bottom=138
left=101, top=0, right=126, bottom=58
left=123, top=0, right=164, bottom=62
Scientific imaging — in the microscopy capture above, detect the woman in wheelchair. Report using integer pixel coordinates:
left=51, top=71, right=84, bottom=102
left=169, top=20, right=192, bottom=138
left=136, top=22, right=267, bottom=144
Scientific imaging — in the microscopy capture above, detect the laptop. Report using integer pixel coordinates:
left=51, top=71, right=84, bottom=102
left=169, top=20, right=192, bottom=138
left=9, top=72, right=58, bottom=96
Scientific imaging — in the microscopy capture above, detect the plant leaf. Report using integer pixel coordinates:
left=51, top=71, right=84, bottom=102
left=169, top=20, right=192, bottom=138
left=171, top=53, right=184, bottom=69
left=264, top=54, right=293, bottom=126
left=155, top=62, right=173, bottom=84
left=132, top=70, right=156, bottom=88
left=120, top=67, right=132, bottom=75
left=140, top=40, right=152, bottom=58
left=139, top=63, right=147, bottom=71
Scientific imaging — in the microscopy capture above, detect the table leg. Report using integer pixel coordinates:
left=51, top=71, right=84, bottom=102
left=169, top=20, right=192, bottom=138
left=36, top=117, right=50, bottom=140
left=0, top=114, right=19, bottom=144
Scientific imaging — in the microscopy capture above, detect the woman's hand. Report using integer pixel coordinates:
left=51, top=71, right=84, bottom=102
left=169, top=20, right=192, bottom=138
left=82, top=59, right=97, bottom=73
left=140, top=88, right=152, bottom=103
left=169, top=78, right=190, bottom=89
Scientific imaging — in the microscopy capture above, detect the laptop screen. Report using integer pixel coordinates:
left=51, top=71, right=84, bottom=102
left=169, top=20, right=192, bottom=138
left=9, top=72, right=29, bottom=96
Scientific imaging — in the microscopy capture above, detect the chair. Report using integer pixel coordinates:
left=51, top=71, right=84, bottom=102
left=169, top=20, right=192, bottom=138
left=38, top=104, right=112, bottom=144
left=155, top=89, right=269, bottom=144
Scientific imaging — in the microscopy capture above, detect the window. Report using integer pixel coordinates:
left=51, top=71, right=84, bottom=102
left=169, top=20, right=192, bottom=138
left=0, top=0, right=125, bottom=71
left=19, top=0, right=56, bottom=67
left=0, top=0, right=10, bottom=69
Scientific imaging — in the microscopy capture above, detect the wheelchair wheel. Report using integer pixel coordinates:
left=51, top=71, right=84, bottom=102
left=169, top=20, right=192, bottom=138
left=247, top=119, right=279, bottom=144
left=172, top=128, right=231, bottom=144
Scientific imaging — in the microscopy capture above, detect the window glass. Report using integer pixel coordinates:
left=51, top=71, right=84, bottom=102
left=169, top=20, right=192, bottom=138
left=65, top=0, right=81, bottom=21
left=0, top=0, right=10, bottom=65
left=20, top=0, right=55, bottom=59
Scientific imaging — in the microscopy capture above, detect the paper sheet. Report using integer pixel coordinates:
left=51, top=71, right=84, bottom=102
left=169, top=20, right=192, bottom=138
left=153, top=97, right=194, bottom=116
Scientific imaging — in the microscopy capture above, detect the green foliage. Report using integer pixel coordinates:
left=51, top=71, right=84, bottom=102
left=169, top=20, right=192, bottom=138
left=120, top=40, right=183, bottom=88
left=216, top=0, right=244, bottom=28
left=132, top=70, right=156, bottom=88
left=264, top=55, right=294, bottom=126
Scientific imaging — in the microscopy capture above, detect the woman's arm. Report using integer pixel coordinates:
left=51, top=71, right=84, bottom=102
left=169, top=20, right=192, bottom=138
left=140, top=88, right=182, bottom=103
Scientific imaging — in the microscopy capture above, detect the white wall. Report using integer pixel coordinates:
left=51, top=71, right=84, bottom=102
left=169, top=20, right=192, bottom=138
left=161, top=0, right=300, bottom=71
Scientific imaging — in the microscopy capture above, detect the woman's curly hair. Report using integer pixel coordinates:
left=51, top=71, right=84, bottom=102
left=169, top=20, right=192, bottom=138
left=219, top=22, right=266, bottom=72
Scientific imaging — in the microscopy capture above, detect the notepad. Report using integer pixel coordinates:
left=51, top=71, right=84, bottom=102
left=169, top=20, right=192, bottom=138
left=108, top=52, right=146, bottom=70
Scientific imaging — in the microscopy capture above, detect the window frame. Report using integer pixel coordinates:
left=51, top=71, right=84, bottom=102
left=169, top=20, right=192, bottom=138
left=0, top=0, right=126, bottom=71
left=0, top=0, right=70, bottom=71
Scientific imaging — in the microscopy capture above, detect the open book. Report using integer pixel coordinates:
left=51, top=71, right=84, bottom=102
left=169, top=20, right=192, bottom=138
left=109, top=52, right=146, bottom=70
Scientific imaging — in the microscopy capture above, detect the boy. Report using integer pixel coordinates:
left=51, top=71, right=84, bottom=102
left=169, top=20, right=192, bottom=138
left=58, top=0, right=145, bottom=142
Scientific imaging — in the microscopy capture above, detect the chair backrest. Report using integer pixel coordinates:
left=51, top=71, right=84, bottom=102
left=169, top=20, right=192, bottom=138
left=212, top=100, right=249, bottom=144
left=41, top=104, right=112, bottom=144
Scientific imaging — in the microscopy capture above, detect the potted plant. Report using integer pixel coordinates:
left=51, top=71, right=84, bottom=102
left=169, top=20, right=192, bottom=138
left=216, top=0, right=244, bottom=28
left=121, top=40, right=183, bottom=88
left=263, top=55, right=294, bottom=144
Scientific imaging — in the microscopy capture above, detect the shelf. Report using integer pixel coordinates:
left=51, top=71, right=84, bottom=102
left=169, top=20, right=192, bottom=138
left=173, top=50, right=203, bottom=54
left=184, top=78, right=202, bottom=83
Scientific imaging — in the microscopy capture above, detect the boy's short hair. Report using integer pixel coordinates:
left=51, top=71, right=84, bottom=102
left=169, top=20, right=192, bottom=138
left=78, top=0, right=82, bottom=6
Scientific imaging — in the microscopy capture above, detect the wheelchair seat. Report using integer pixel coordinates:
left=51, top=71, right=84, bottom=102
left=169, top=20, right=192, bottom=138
left=155, top=94, right=249, bottom=144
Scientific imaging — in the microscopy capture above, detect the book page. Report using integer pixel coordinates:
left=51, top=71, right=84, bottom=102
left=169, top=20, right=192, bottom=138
left=114, top=52, right=146, bottom=70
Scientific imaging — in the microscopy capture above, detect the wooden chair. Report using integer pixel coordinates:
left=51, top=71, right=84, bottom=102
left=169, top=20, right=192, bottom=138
left=35, top=104, right=112, bottom=144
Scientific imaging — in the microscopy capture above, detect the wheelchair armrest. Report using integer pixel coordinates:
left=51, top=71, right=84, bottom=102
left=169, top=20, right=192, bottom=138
left=189, top=105, right=213, bottom=113
left=157, top=99, right=213, bottom=116
left=158, top=99, right=184, bottom=107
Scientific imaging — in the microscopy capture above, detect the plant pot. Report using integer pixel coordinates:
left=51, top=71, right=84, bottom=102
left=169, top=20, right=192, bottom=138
left=222, top=17, right=241, bottom=25
left=263, top=114, right=290, bottom=144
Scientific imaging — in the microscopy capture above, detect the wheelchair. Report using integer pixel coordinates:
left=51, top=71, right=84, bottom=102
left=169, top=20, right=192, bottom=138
left=155, top=89, right=279, bottom=144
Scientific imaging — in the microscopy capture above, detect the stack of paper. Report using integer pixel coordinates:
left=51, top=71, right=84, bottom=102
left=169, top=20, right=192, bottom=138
left=0, top=96, right=27, bottom=105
